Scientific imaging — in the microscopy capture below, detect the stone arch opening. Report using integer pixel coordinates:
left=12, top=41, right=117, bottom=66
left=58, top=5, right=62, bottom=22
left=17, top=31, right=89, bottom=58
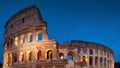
left=89, top=49, right=93, bottom=55
left=83, top=55, right=88, bottom=63
left=100, top=57, right=103, bottom=65
left=28, top=33, right=33, bottom=42
left=9, top=53, right=12, bottom=64
left=67, top=52, right=74, bottom=61
left=14, top=37, right=18, bottom=45
left=38, top=32, right=42, bottom=41
left=27, top=51, right=32, bottom=61
left=104, top=58, right=106, bottom=67
left=47, top=50, right=52, bottom=60
left=13, top=52, right=17, bottom=62
left=95, top=56, right=98, bottom=65
left=59, top=53, right=64, bottom=60
left=20, top=35, right=25, bottom=44
left=89, top=56, right=93, bottom=65
left=19, top=52, right=24, bottom=62
left=37, top=50, right=42, bottom=60
left=5, top=54, right=8, bottom=65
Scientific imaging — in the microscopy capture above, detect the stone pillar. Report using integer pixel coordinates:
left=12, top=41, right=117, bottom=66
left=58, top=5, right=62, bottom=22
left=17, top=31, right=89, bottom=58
left=98, top=57, right=100, bottom=68
left=74, top=48, right=79, bottom=62
left=93, top=49, right=95, bottom=68
left=33, top=30, right=37, bottom=42
left=18, top=35, right=20, bottom=45
left=32, top=49, right=36, bottom=63
left=24, top=50, right=26, bottom=63
left=42, top=49, right=45, bottom=60
left=103, top=57, right=104, bottom=68
left=42, top=30, right=49, bottom=41
left=25, top=33, right=28, bottom=43
left=64, top=49, right=68, bottom=60
left=52, top=44, right=59, bottom=60
left=42, top=25, right=49, bottom=41
left=87, top=48, right=89, bottom=68
left=106, top=59, right=108, bottom=68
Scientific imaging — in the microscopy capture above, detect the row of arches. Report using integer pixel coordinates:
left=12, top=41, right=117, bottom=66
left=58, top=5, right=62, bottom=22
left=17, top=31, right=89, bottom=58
left=6, top=32, right=42, bottom=49
left=89, top=56, right=112, bottom=67
left=14, top=32, right=42, bottom=45
left=5, top=50, right=52, bottom=65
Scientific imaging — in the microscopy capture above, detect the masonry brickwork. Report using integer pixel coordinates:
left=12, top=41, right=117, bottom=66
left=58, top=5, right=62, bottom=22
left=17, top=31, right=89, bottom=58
left=3, top=5, right=114, bottom=68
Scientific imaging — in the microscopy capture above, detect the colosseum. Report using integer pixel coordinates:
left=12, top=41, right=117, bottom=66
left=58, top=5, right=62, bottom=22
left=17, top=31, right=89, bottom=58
left=3, top=5, right=114, bottom=68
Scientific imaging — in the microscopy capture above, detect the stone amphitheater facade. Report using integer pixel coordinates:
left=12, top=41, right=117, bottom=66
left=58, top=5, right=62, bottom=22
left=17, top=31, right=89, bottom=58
left=3, top=5, right=114, bottom=68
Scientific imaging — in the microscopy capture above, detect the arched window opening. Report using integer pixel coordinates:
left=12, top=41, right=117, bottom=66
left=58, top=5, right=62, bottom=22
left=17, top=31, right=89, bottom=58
left=67, top=52, right=74, bottom=61
left=20, top=35, right=25, bottom=44
left=67, top=54, right=73, bottom=60
left=37, top=50, right=42, bottom=60
left=38, top=32, right=42, bottom=41
left=30, top=34, right=33, bottom=42
left=7, top=42, right=9, bottom=49
left=6, top=54, right=8, bottom=64
left=89, top=56, right=93, bottom=65
left=27, top=51, right=32, bottom=61
left=89, top=49, right=93, bottom=55
left=100, top=57, right=103, bottom=65
left=13, top=53, right=17, bottom=62
left=15, top=37, right=19, bottom=45
left=28, top=52, right=32, bottom=61
left=10, top=39, right=13, bottom=48
left=95, top=57, right=98, bottom=65
left=19, top=52, right=24, bottom=62
left=59, top=53, right=64, bottom=60
left=83, top=55, right=88, bottom=63
left=104, top=58, right=106, bottom=67
left=23, top=37, right=25, bottom=44
left=9, top=54, right=12, bottom=63
left=47, top=50, right=52, bottom=60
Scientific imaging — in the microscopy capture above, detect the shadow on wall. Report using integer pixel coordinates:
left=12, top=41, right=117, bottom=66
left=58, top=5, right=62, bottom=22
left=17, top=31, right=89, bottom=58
left=115, top=62, right=120, bottom=68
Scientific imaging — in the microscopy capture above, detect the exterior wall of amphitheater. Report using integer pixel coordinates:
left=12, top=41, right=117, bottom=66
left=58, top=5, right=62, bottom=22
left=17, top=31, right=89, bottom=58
left=3, top=5, right=114, bottom=68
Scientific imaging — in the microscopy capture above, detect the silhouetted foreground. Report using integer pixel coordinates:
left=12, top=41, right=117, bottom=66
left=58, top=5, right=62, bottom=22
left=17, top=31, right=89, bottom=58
left=115, top=62, right=120, bottom=68
left=0, top=63, right=2, bottom=68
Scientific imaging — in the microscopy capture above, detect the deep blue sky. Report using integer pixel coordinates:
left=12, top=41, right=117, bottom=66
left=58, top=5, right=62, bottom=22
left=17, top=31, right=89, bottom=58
left=0, top=0, right=120, bottom=62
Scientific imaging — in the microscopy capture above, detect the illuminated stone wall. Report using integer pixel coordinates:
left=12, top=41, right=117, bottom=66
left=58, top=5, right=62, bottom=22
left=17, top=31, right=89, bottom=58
left=3, top=5, right=114, bottom=68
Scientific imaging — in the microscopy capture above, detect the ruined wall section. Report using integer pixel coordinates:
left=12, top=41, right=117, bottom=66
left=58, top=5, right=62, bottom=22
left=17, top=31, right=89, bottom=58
left=58, top=40, right=114, bottom=68
left=4, top=5, right=43, bottom=40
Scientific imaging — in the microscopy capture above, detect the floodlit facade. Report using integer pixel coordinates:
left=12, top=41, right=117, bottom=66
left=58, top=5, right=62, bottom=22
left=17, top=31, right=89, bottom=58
left=3, top=5, right=114, bottom=68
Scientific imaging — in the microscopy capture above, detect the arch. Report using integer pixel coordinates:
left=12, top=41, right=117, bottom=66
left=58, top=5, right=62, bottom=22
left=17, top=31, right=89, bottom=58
left=100, top=57, right=103, bottom=65
left=67, top=52, right=74, bottom=61
left=95, top=56, right=98, bottom=65
left=27, top=51, right=32, bottom=61
left=7, top=42, right=10, bottom=49
left=9, top=53, right=12, bottom=63
left=104, top=58, right=106, bottom=67
left=89, top=49, right=93, bottom=55
left=14, top=37, right=19, bottom=45
left=30, top=34, right=33, bottom=42
left=83, top=55, right=88, bottom=62
left=13, top=53, right=17, bottom=62
left=59, top=53, right=64, bottom=60
left=10, top=39, right=13, bottom=47
left=89, top=56, right=93, bottom=65
left=27, top=33, right=33, bottom=42
left=46, top=50, right=52, bottom=60
left=20, top=35, right=25, bottom=44
left=37, top=50, right=42, bottom=60
left=38, top=32, right=42, bottom=41
left=19, top=52, right=24, bottom=62
left=5, top=54, right=8, bottom=64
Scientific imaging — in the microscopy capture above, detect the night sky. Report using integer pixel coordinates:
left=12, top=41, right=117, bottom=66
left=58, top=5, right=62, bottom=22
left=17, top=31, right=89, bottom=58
left=0, top=0, right=120, bottom=62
